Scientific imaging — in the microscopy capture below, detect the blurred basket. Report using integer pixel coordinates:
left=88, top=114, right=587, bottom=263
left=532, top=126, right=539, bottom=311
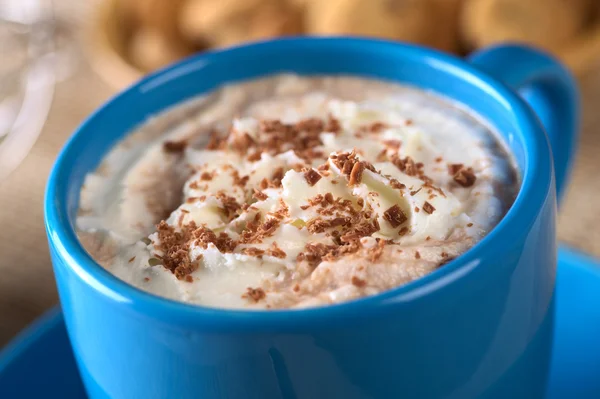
left=86, top=0, right=463, bottom=90
left=88, top=0, right=600, bottom=92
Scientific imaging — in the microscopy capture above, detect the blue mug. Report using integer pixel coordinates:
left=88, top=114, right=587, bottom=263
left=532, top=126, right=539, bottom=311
left=44, top=38, right=578, bottom=398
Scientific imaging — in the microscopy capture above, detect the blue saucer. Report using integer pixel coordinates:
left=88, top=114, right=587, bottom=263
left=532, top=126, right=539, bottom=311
left=1, top=246, right=599, bottom=398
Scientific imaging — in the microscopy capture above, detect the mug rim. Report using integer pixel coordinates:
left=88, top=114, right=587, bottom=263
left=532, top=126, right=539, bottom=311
left=44, top=37, right=551, bottom=330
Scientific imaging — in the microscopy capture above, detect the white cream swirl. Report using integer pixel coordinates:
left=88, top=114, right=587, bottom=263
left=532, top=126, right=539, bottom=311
left=76, top=75, right=517, bottom=309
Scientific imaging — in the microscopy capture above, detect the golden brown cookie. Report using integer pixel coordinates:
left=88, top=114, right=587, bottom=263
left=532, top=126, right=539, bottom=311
left=285, top=0, right=317, bottom=10
left=128, top=27, right=192, bottom=72
left=561, top=2, right=600, bottom=75
left=461, top=0, right=592, bottom=53
left=304, top=0, right=462, bottom=53
left=121, top=0, right=185, bottom=37
left=429, top=0, right=464, bottom=53
left=179, top=0, right=263, bottom=39
left=245, top=4, right=302, bottom=42
left=179, top=0, right=301, bottom=48
left=305, top=0, right=429, bottom=41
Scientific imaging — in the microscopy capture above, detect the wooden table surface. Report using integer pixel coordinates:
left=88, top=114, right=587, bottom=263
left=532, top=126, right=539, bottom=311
left=1, top=4, right=599, bottom=347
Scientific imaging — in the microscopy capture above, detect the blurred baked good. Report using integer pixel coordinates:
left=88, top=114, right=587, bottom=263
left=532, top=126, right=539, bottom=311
left=128, top=27, right=192, bottom=71
left=305, top=0, right=430, bottom=42
left=179, top=0, right=302, bottom=48
left=179, top=0, right=261, bottom=41
left=121, top=0, right=184, bottom=37
left=461, top=0, right=592, bottom=53
left=560, top=2, right=600, bottom=73
left=305, top=0, right=463, bottom=53
left=286, top=0, right=313, bottom=8
left=430, top=0, right=464, bottom=53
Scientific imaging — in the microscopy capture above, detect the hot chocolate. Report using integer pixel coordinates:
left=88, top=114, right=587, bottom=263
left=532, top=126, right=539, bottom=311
left=76, top=74, right=518, bottom=309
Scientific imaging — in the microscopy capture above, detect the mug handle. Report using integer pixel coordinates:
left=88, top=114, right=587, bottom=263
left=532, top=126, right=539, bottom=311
left=467, top=44, right=580, bottom=202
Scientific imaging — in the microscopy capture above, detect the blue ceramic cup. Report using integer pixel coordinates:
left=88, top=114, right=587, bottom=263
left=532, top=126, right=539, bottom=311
left=44, top=38, right=578, bottom=399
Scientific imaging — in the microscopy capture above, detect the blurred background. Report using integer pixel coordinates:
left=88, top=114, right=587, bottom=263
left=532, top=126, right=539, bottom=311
left=1, top=0, right=600, bottom=345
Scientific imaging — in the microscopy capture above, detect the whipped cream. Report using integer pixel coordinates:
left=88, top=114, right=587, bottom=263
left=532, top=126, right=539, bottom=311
left=77, top=75, right=518, bottom=309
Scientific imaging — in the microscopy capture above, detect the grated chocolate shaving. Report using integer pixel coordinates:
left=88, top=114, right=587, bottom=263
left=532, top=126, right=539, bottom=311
left=177, top=211, right=186, bottom=227
left=153, top=221, right=213, bottom=281
left=342, top=159, right=354, bottom=175
left=215, top=191, right=242, bottom=220
left=351, top=276, right=367, bottom=287
left=265, top=242, right=286, bottom=259
left=423, top=201, right=436, bottom=214
left=306, top=216, right=351, bottom=234
left=243, top=287, right=266, bottom=302
left=348, top=161, right=365, bottom=186
left=239, top=217, right=280, bottom=244
left=325, top=114, right=341, bottom=134
left=271, top=167, right=285, bottom=187
left=383, top=205, right=407, bottom=228
left=297, top=242, right=339, bottom=267
left=304, top=168, right=322, bottom=186
left=253, top=189, right=268, bottom=201
left=391, top=154, right=418, bottom=176
left=368, top=239, right=386, bottom=262
left=448, top=163, right=464, bottom=175
left=389, top=178, right=406, bottom=190
left=163, top=140, right=187, bottom=153
left=453, top=166, right=477, bottom=188
left=225, top=117, right=331, bottom=162
left=332, top=150, right=376, bottom=182
left=206, top=129, right=226, bottom=150
left=230, top=131, right=255, bottom=154
left=231, top=170, right=249, bottom=187
left=200, top=171, right=213, bottom=181
left=189, top=223, right=237, bottom=253
left=370, top=122, right=388, bottom=133
left=306, top=218, right=331, bottom=234
left=390, top=154, right=432, bottom=182
left=423, top=181, right=446, bottom=198
left=317, top=162, right=330, bottom=173
left=241, top=247, right=265, bottom=258
left=247, top=151, right=262, bottom=161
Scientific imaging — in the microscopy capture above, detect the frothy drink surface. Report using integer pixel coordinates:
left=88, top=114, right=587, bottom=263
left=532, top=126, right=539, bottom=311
left=77, top=75, right=518, bottom=309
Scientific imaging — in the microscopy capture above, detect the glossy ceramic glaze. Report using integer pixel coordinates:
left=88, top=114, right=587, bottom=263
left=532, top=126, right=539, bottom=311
left=44, top=37, right=578, bottom=399
left=4, top=246, right=600, bottom=399
left=0, top=247, right=600, bottom=399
